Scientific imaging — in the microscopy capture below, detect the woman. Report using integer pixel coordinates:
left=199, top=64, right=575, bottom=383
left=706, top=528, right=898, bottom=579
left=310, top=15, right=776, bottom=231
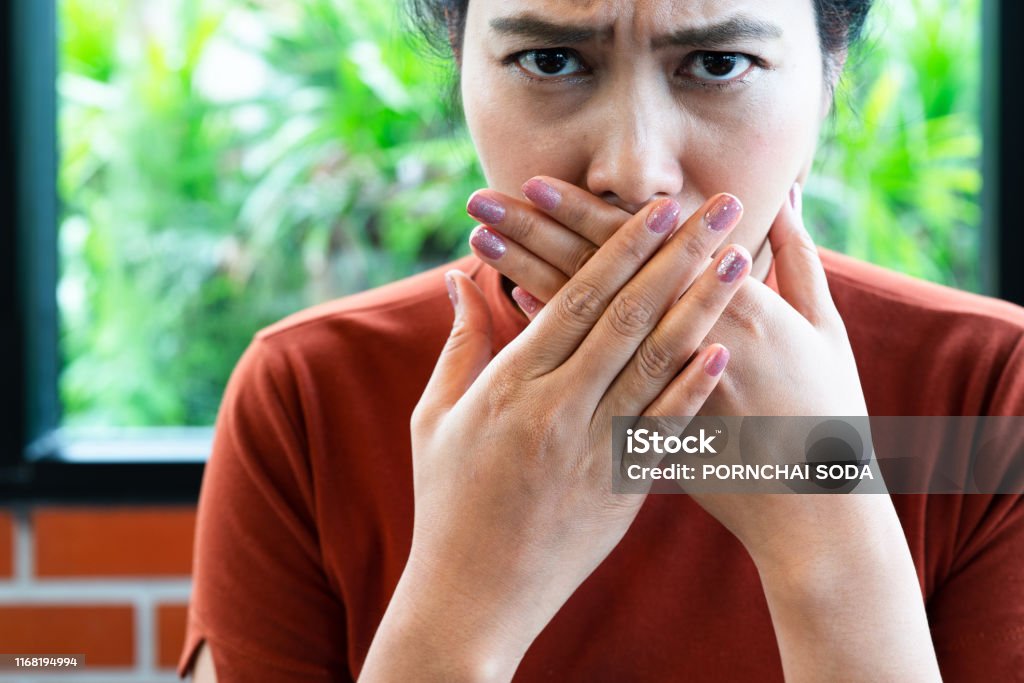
left=181, top=1, right=1024, bottom=681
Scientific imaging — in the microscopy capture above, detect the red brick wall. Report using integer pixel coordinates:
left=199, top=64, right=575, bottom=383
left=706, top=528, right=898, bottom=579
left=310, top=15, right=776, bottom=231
left=0, top=507, right=195, bottom=681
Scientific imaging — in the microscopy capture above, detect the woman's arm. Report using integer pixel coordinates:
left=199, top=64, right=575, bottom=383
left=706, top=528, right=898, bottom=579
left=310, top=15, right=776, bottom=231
left=360, top=196, right=749, bottom=681
left=754, top=500, right=939, bottom=682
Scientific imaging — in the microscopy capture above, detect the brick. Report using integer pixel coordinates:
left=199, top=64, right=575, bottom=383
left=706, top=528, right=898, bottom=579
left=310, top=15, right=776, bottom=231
left=157, top=603, right=189, bottom=669
left=0, top=605, right=134, bottom=666
left=0, top=510, right=12, bottom=578
left=34, top=507, right=196, bottom=577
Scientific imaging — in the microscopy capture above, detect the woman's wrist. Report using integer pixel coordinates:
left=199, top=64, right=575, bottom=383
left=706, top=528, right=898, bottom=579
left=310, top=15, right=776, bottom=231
left=733, top=495, right=899, bottom=573
left=751, top=497, right=941, bottom=681
left=749, top=496, right=912, bottom=616
left=360, top=552, right=536, bottom=683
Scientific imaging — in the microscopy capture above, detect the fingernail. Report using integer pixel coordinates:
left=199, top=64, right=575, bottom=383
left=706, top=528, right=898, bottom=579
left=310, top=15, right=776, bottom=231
left=511, top=286, right=542, bottom=316
left=470, top=226, right=507, bottom=260
left=467, top=193, right=506, bottom=225
left=445, top=272, right=459, bottom=309
left=789, top=182, right=803, bottom=213
left=522, top=178, right=561, bottom=212
left=704, top=346, right=730, bottom=377
left=646, top=199, right=681, bottom=234
left=704, top=194, right=743, bottom=232
left=716, top=247, right=748, bottom=284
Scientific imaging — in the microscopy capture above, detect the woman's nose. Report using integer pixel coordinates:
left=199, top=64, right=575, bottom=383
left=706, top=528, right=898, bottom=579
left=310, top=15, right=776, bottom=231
left=584, top=94, right=685, bottom=214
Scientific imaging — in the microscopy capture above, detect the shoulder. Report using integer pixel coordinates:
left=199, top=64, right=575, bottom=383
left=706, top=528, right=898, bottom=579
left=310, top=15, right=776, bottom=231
left=259, top=255, right=483, bottom=336
left=220, top=254, right=485, bottom=431
left=821, top=248, right=1024, bottom=335
left=255, top=254, right=482, bottom=348
left=819, top=249, right=1024, bottom=414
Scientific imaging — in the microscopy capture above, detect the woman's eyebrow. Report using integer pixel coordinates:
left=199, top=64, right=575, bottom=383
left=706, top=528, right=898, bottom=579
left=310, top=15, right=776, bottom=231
left=489, top=13, right=783, bottom=49
left=651, top=16, right=784, bottom=49
left=489, top=13, right=609, bottom=46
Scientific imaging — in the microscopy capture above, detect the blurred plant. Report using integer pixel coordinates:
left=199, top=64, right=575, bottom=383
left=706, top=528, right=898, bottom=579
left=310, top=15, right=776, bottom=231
left=808, top=0, right=982, bottom=290
left=59, top=0, right=484, bottom=426
left=57, top=0, right=982, bottom=427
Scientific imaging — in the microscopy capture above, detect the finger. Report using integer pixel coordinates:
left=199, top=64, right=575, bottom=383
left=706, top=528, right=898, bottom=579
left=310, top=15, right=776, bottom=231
left=513, top=198, right=683, bottom=376
left=478, top=225, right=568, bottom=306
left=521, top=176, right=632, bottom=246
left=416, top=270, right=493, bottom=418
left=476, top=224, right=565, bottom=307
left=644, top=344, right=730, bottom=419
left=598, top=244, right=751, bottom=420
left=562, top=193, right=744, bottom=403
left=511, top=286, right=544, bottom=321
left=767, top=183, right=837, bottom=325
left=467, top=189, right=597, bottom=277
left=469, top=225, right=567, bottom=302
left=702, top=273, right=780, bottom=351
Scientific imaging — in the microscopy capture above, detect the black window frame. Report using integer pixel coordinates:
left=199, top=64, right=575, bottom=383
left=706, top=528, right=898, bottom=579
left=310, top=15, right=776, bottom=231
left=1, top=0, right=1021, bottom=502
left=1, top=0, right=204, bottom=502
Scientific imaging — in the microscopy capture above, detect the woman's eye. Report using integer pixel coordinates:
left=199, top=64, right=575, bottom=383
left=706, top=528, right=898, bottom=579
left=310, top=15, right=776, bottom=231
left=685, top=52, right=754, bottom=83
left=513, top=48, right=585, bottom=79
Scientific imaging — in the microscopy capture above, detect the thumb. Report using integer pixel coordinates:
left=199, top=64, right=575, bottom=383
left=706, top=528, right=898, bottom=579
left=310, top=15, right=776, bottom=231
left=767, top=182, right=837, bottom=325
left=420, top=270, right=494, bottom=413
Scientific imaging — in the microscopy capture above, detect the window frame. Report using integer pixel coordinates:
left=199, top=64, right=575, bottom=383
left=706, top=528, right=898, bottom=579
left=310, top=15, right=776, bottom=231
left=1, top=0, right=1019, bottom=502
left=983, top=0, right=1023, bottom=304
left=2, top=0, right=204, bottom=501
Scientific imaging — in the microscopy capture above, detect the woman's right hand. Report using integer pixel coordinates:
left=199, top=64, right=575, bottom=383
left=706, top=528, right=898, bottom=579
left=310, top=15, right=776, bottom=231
left=359, top=194, right=750, bottom=682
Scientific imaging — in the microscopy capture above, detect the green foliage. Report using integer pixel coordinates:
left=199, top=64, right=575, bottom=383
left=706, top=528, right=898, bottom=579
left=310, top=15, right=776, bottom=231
left=808, top=0, right=982, bottom=290
left=58, top=0, right=484, bottom=426
left=57, top=0, right=983, bottom=426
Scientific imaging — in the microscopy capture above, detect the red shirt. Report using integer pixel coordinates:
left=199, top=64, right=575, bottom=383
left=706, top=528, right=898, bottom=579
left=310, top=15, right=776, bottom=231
left=180, top=249, right=1024, bottom=681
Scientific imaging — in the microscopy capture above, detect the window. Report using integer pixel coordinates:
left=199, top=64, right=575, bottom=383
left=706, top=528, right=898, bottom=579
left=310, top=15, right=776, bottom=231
left=3, top=0, right=1021, bottom=500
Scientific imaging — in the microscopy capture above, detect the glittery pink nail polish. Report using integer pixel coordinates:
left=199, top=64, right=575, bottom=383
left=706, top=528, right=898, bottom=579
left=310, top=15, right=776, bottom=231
left=716, top=247, right=749, bottom=283
left=470, top=226, right=507, bottom=260
left=647, top=199, right=681, bottom=234
left=704, top=194, right=743, bottom=232
left=704, top=347, right=730, bottom=377
left=521, top=178, right=561, bottom=212
left=467, top=193, right=506, bottom=225
left=789, top=182, right=803, bottom=213
left=511, top=286, right=542, bottom=316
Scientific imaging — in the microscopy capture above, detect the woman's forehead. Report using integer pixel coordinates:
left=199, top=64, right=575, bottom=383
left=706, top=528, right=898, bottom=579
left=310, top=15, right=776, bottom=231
left=472, top=0, right=807, bottom=27
left=471, top=0, right=812, bottom=57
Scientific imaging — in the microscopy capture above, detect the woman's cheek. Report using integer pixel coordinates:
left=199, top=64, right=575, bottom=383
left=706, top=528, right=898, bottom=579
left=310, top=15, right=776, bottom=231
left=672, top=119, right=778, bottom=221
left=724, top=102, right=819, bottom=225
left=473, top=99, right=594, bottom=196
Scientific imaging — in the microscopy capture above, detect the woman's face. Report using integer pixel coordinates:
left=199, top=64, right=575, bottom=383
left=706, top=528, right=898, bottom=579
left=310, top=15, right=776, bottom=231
left=460, top=0, right=836, bottom=269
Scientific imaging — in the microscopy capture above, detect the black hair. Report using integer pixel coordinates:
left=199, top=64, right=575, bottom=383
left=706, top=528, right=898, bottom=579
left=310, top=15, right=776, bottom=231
left=403, top=0, right=873, bottom=117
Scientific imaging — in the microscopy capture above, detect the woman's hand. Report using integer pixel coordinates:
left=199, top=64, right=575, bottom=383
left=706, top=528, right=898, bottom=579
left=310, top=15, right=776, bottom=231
left=464, top=178, right=942, bottom=682
left=360, top=194, right=751, bottom=682
left=467, top=177, right=870, bottom=546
